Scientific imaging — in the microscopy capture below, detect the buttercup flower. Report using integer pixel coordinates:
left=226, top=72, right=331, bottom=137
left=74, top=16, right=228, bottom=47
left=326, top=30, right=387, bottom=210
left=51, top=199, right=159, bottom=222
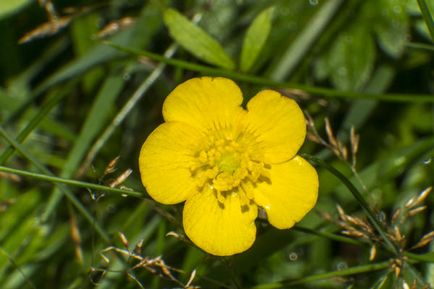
left=139, top=77, right=318, bottom=256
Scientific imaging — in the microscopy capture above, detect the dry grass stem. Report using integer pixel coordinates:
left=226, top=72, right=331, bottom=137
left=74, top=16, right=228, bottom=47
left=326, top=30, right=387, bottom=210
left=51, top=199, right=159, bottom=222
left=108, top=169, right=132, bottom=188
left=96, top=17, right=135, bottom=38
left=69, top=210, right=83, bottom=264
left=19, top=16, right=72, bottom=44
left=119, top=232, right=129, bottom=249
left=350, top=126, right=360, bottom=169
left=414, top=187, right=432, bottom=205
left=104, top=156, right=120, bottom=176
left=410, top=231, right=434, bottom=250
left=38, top=0, right=58, bottom=21
left=369, top=245, right=376, bottom=261
left=100, top=242, right=198, bottom=288
left=408, top=206, right=427, bottom=217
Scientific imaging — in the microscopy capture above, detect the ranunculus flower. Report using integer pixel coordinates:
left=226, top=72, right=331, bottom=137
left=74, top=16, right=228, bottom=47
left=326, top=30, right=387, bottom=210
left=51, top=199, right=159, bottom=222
left=139, top=77, right=318, bottom=256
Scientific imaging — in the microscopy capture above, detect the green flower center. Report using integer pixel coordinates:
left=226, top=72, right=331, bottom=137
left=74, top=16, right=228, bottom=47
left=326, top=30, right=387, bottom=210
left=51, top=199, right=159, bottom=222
left=218, top=152, right=240, bottom=174
left=190, top=132, right=270, bottom=205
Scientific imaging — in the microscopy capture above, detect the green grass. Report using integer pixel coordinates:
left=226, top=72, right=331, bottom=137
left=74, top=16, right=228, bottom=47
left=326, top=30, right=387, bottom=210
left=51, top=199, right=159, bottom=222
left=0, top=0, right=433, bottom=288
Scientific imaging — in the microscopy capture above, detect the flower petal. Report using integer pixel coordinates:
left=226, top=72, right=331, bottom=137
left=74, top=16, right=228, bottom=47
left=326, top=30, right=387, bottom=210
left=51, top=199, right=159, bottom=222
left=183, top=188, right=257, bottom=256
left=246, top=90, right=306, bottom=163
left=139, top=122, right=203, bottom=204
left=253, top=156, right=318, bottom=229
left=163, top=77, right=244, bottom=131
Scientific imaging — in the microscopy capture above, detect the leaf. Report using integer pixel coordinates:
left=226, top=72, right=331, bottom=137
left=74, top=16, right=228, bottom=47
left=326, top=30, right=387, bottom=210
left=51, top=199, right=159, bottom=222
left=327, top=25, right=375, bottom=91
left=163, top=8, right=235, bottom=70
left=240, top=6, right=274, bottom=72
left=416, top=0, right=434, bottom=40
left=270, top=0, right=345, bottom=80
left=42, top=74, right=125, bottom=221
left=0, top=0, right=32, bottom=20
left=372, top=0, right=409, bottom=57
left=371, top=272, right=396, bottom=289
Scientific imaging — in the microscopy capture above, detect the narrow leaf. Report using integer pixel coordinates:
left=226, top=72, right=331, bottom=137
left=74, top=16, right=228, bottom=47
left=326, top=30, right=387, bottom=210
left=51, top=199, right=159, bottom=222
left=371, top=272, right=396, bottom=289
left=327, top=25, right=375, bottom=90
left=417, top=0, right=434, bottom=40
left=163, top=8, right=235, bottom=70
left=0, top=0, right=32, bottom=20
left=240, top=7, right=274, bottom=72
left=373, top=0, right=409, bottom=57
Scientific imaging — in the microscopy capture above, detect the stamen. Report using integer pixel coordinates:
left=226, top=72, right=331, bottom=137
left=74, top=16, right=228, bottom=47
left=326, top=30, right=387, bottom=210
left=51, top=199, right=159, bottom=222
left=190, top=130, right=271, bottom=208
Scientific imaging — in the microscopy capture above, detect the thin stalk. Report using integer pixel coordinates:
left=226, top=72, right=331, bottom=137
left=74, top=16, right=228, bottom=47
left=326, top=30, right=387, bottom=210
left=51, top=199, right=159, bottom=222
left=294, top=225, right=362, bottom=245
left=0, top=247, right=37, bottom=289
left=0, top=165, right=144, bottom=199
left=405, top=252, right=434, bottom=263
left=79, top=43, right=178, bottom=174
left=0, top=84, right=72, bottom=164
left=0, top=126, right=110, bottom=243
left=406, top=42, right=434, bottom=51
left=253, top=261, right=390, bottom=289
left=106, top=42, right=434, bottom=103
left=302, top=154, right=401, bottom=256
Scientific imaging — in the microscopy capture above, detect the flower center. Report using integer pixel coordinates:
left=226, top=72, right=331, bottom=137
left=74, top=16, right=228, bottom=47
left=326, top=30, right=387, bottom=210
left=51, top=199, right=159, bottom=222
left=190, top=132, right=270, bottom=205
left=218, top=152, right=239, bottom=174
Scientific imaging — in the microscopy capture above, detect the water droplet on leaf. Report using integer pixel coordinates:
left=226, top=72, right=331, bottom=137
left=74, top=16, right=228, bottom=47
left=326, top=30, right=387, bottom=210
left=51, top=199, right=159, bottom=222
left=289, top=252, right=298, bottom=261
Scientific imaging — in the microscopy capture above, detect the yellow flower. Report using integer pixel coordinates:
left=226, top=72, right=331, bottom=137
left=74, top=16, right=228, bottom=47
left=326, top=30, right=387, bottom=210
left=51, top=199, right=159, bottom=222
left=139, top=77, right=318, bottom=256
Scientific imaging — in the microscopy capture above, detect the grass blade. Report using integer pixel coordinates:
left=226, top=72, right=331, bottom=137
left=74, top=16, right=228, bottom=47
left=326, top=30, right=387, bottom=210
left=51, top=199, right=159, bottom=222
left=417, top=0, right=434, bottom=40
left=42, top=73, right=124, bottom=222
left=0, top=84, right=73, bottom=164
left=0, top=165, right=144, bottom=199
left=79, top=43, right=178, bottom=174
left=0, top=126, right=111, bottom=243
left=270, top=0, right=344, bottom=80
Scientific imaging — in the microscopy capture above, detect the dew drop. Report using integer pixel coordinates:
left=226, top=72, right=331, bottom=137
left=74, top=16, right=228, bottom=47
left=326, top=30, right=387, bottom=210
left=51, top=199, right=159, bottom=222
left=423, top=158, right=432, bottom=165
left=309, top=0, right=319, bottom=6
left=123, top=73, right=131, bottom=81
left=337, top=262, right=348, bottom=270
left=289, top=252, right=298, bottom=261
left=106, top=204, right=116, bottom=213
left=377, top=211, right=386, bottom=222
left=392, top=5, right=402, bottom=14
left=121, top=194, right=128, bottom=197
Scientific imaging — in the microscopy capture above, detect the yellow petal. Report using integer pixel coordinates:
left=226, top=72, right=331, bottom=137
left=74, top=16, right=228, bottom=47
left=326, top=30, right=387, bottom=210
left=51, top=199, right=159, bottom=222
left=183, top=188, right=257, bottom=256
left=139, top=122, right=203, bottom=204
left=163, top=77, right=245, bottom=131
left=246, top=90, right=306, bottom=163
left=253, top=156, right=318, bottom=229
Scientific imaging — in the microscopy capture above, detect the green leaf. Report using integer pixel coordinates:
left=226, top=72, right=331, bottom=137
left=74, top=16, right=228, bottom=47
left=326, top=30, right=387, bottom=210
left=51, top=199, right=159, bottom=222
left=327, top=25, right=375, bottom=91
left=270, top=0, right=345, bottom=80
left=417, top=0, right=434, bottom=40
left=42, top=73, right=125, bottom=221
left=371, top=272, right=396, bottom=289
left=0, top=0, right=32, bottom=20
left=240, top=6, right=274, bottom=72
left=372, top=0, right=409, bottom=57
left=163, top=8, right=235, bottom=70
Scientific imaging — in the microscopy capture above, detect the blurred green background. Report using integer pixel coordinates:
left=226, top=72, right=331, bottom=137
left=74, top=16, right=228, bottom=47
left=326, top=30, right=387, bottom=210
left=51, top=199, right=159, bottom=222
left=0, top=0, right=433, bottom=288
